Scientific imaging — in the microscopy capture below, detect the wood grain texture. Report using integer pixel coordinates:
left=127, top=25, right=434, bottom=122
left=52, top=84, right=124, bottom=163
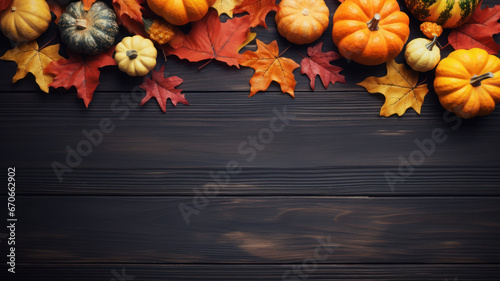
left=10, top=197, right=500, bottom=263
left=8, top=264, right=500, bottom=280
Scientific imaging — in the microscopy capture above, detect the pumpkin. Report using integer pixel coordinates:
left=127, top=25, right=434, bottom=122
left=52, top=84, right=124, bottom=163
left=59, top=1, right=119, bottom=55
left=147, top=0, right=216, bottom=26
left=0, top=0, right=51, bottom=42
left=404, top=0, right=479, bottom=28
left=332, top=0, right=410, bottom=66
left=404, top=36, right=440, bottom=72
left=275, top=0, right=330, bottom=45
left=434, top=48, right=500, bottom=119
left=115, top=35, right=157, bottom=77
left=144, top=18, right=176, bottom=45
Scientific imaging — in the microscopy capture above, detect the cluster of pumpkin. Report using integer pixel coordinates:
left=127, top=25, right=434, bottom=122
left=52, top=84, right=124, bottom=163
left=0, top=0, right=499, bottom=118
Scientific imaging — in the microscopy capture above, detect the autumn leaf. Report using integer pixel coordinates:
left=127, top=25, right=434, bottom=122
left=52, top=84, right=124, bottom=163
left=233, top=0, right=278, bottom=28
left=448, top=2, right=500, bottom=55
left=0, top=41, right=63, bottom=93
left=113, top=0, right=144, bottom=23
left=117, top=13, right=148, bottom=37
left=165, top=9, right=251, bottom=68
left=237, top=32, right=257, bottom=52
left=0, top=0, right=12, bottom=12
left=83, top=0, right=96, bottom=10
left=239, top=40, right=300, bottom=97
left=212, top=0, right=243, bottom=17
left=44, top=48, right=116, bottom=107
left=357, top=60, right=429, bottom=117
left=139, top=65, right=189, bottom=113
left=47, top=0, right=64, bottom=24
left=300, top=42, right=346, bottom=90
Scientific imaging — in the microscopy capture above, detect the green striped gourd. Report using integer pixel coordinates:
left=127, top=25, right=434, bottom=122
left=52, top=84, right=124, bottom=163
left=404, top=0, right=479, bottom=28
left=59, top=1, right=119, bottom=55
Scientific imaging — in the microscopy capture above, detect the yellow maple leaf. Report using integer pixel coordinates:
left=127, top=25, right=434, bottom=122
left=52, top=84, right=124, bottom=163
left=237, top=32, right=256, bottom=52
left=357, top=60, right=429, bottom=117
left=0, top=41, right=63, bottom=93
left=212, top=0, right=242, bottom=18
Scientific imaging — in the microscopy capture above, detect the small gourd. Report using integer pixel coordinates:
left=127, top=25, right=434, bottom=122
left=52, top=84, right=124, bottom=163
left=144, top=18, right=176, bottom=45
left=59, top=1, right=119, bottom=55
left=0, top=0, right=51, bottom=42
left=404, top=23, right=442, bottom=72
left=434, top=48, right=500, bottom=118
left=275, top=0, right=330, bottom=45
left=115, top=35, right=157, bottom=77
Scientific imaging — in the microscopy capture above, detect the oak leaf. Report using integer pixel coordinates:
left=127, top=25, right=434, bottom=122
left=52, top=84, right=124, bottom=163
left=0, top=41, right=63, bottom=93
left=44, top=48, right=116, bottom=107
left=300, top=42, right=346, bottom=90
left=139, top=65, right=189, bottom=113
left=165, top=9, right=251, bottom=68
left=448, top=2, right=500, bottom=55
left=0, top=0, right=12, bottom=12
left=239, top=40, right=300, bottom=97
left=82, top=0, right=96, bottom=10
left=212, top=0, right=243, bottom=17
left=357, top=60, right=429, bottom=117
left=233, top=0, right=278, bottom=28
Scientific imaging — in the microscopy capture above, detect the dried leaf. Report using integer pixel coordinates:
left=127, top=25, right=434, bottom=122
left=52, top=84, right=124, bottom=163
left=233, top=0, right=278, bottom=28
left=47, top=0, right=64, bottom=24
left=239, top=40, right=300, bottom=97
left=448, top=3, right=500, bottom=55
left=113, top=0, right=144, bottom=23
left=165, top=10, right=251, bottom=68
left=117, top=13, right=148, bottom=37
left=44, top=48, right=116, bottom=107
left=237, top=32, right=257, bottom=52
left=357, top=60, right=429, bottom=117
left=0, top=41, right=63, bottom=93
left=212, top=0, right=243, bottom=18
left=300, top=42, right=346, bottom=90
left=0, top=0, right=12, bottom=12
left=139, top=65, right=189, bottom=113
left=82, top=0, right=96, bottom=10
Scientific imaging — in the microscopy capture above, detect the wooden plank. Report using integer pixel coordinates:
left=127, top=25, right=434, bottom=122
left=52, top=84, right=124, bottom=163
left=1, top=1, right=498, bottom=94
left=1, top=91, right=500, bottom=171
left=10, top=264, right=500, bottom=280
left=13, top=167, right=500, bottom=195
left=12, top=196, right=500, bottom=263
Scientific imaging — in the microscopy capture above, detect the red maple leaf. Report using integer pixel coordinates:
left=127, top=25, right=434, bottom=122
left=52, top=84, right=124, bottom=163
left=448, top=2, right=500, bottom=55
left=165, top=9, right=251, bottom=68
left=300, top=42, right=346, bottom=90
left=117, top=14, right=148, bottom=38
left=233, top=0, right=278, bottom=28
left=139, top=65, right=189, bottom=113
left=0, top=0, right=12, bottom=12
left=44, top=48, right=116, bottom=107
left=113, top=0, right=144, bottom=23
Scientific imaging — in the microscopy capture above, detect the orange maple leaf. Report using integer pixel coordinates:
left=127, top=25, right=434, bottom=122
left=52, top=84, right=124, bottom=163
left=113, top=0, right=144, bottom=23
left=82, top=0, right=96, bottom=10
left=239, top=40, right=300, bottom=97
left=233, top=0, right=278, bottom=28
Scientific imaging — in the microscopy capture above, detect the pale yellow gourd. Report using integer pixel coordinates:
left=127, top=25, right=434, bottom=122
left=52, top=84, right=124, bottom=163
left=404, top=36, right=440, bottom=72
left=115, top=35, right=157, bottom=77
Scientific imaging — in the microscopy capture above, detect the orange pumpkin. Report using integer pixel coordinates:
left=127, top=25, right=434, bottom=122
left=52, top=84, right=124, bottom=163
left=332, top=0, right=410, bottom=65
left=0, top=0, right=51, bottom=42
left=275, top=0, right=330, bottom=45
left=434, top=48, right=500, bottom=119
left=147, top=0, right=216, bottom=26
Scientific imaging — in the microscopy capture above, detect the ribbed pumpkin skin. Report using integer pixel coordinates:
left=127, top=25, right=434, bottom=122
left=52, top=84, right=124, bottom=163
left=332, top=0, right=410, bottom=66
left=275, top=0, right=330, bottom=45
left=147, top=0, right=216, bottom=26
left=115, top=35, right=157, bottom=77
left=404, top=38, right=440, bottom=72
left=405, top=0, right=478, bottom=28
left=434, top=48, right=500, bottom=118
left=59, top=1, right=119, bottom=55
left=0, top=0, right=51, bottom=42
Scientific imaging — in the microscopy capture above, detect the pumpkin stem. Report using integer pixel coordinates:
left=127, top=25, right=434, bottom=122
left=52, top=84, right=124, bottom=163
left=11, top=7, right=16, bottom=12
left=302, top=8, right=309, bottom=16
left=76, top=19, right=87, bottom=30
left=126, top=50, right=138, bottom=59
left=470, top=72, right=494, bottom=87
left=367, top=13, right=381, bottom=31
left=425, top=35, right=438, bottom=51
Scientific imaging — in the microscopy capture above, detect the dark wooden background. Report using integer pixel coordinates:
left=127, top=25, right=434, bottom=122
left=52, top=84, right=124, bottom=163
left=1, top=0, right=500, bottom=280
